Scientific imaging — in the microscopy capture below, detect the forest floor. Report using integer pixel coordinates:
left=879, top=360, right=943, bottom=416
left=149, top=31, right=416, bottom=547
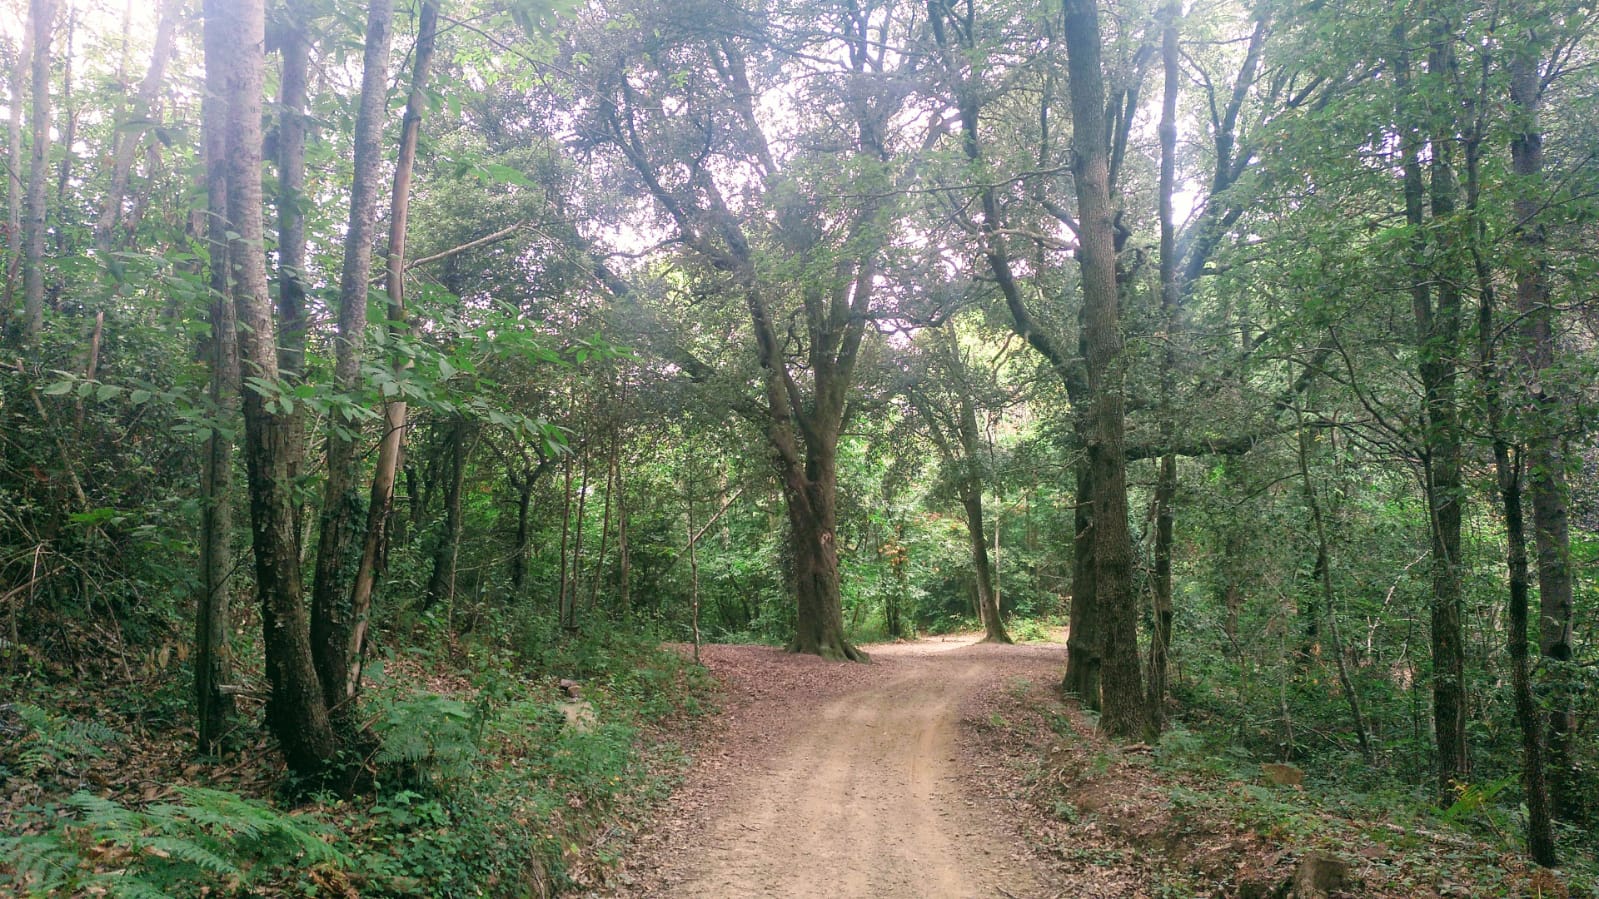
left=592, top=634, right=1582, bottom=899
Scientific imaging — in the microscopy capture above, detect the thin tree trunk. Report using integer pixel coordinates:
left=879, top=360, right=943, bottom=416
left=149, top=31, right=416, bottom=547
left=21, top=0, right=55, bottom=347
left=1507, top=35, right=1576, bottom=824
left=589, top=433, right=617, bottom=610
left=957, top=380, right=1010, bottom=644
left=311, top=0, right=394, bottom=713
left=207, top=0, right=335, bottom=775
left=50, top=3, right=72, bottom=257
left=1474, top=226, right=1556, bottom=864
left=424, top=419, right=467, bottom=610
left=1296, top=413, right=1374, bottom=763
left=509, top=449, right=551, bottom=590
left=887, top=521, right=907, bottom=639
left=617, top=457, right=631, bottom=615
left=344, top=0, right=438, bottom=705
left=1063, top=0, right=1145, bottom=739
left=687, top=478, right=701, bottom=664
left=569, top=446, right=591, bottom=627
left=3, top=11, right=30, bottom=319
left=274, top=2, right=309, bottom=380
left=1147, top=0, right=1181, bottom=729
left=274, top=0, right=311, bottom=552
left=992, top=505, right=999, bottom=609
left=961, top=493, right=1008, bottom=643
left=558, top=437, right=575, bottom=630
left=195, top=4, right=236, bottom=753
left=1458, top=36, right=1556, bottom=862
left=94, top=0, right=178, bottom=257
left=512, top=467, right=534, bottom=589
left=1396, top=37, right=1468, bottom=800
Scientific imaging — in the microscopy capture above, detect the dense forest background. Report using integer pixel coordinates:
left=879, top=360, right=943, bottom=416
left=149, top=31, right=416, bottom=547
left=0, top=0, right=1595, bottom=892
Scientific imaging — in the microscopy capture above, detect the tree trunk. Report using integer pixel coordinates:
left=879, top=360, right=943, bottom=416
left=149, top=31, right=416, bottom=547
left=953, top=362, right=1010, bottom=645
left=94, top=0, right=177, bottom=258
left=1396, top=37, right=1467, bottom=800
left=20, top=0, right=55, bottom=347
left=1425, top=145, right=1469, bottom=810
left=782, top=442, right=863, bottom=660
left=1149, top=453, right=1175, bottom=726
left=424, top=419, right=467, bottom=610
left=1453, top=76, right=1556, bottom=857
left=961, top=493, right=1009, bottom=643
left=194, top=4, right=236, bottom=754
left=311, top=0, right=394, bottom=714
left=1147, top=0, right=1181, bottom=729
left=590, top=433, right=617, bottom=610
left=1063, top=460, right=1101, bottom=704
left=206, top=0, right=335, bottom=775
left=509, top=450, right=551, bottom=591
left=1297, top=415, right=1374, bottom=763
left=274, top=3, right=309, bottom=381
left=3, top=11, right=30, bottom=320
left=687, top=478, right=701, bottom=664
left=885, top=521, right=907, bottom=639
left=1062, top=0, right=1145, bottom=739
left=1481, top=298, right=1556, bottom=862
left=50, top=4, right=72, bottom=258
left=569, top=447, right=591, bottom=625
left=617, top=461, right=631, bottom=615
left=1504, top=39, right=1577, bottom=824
left=558, top=440, right=575, bottom=629
left=344, top=0, right=437, bottom=706
left=273, top=0, right=311, bottom=553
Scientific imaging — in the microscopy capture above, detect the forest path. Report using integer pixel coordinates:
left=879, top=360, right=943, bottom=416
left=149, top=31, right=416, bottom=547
left=606, top=636, right=1064, bottom=898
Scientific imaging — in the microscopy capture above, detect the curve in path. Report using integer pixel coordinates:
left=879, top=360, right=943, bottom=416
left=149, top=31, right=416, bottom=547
left=660, top=639, right=1049, bottom=899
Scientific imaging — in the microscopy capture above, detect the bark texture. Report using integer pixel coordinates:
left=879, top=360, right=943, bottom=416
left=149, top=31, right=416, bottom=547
left=1062, top=0, right=1145, bottom=739
left=311, top=0, right=394, bottom=713
left=195, top=0, right=237, bottom=754
left=1507, top=36, right=1576, bottom=823
left=21, top=0, right=56, bottom=346
left=206, top=0, right=336, bottom=775
left=344, top=0, right=438, bottom=704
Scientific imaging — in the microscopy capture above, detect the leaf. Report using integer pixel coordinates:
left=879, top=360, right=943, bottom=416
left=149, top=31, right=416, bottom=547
left=42, top=380, right=75, bottom=396
left=481, top=163, right=535, bottom=188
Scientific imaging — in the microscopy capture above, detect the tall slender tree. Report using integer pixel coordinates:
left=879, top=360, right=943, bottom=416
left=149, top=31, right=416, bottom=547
left=1505, top=14, right=1577, bottom=822
left=345, top=0, right=439, bottom=705
left=20, top=0, right=55, bottom=347
left=196, top=0, right=239, bottom=754
left=311, top=0, right=394, bottom=714
left=206, top=0, right=337, bottom=775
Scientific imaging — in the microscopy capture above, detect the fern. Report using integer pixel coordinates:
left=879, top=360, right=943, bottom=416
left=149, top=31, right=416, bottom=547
left=1, top=702, right=120, bottom=781
left=373, top=692, right=482, bottom=788
left=0, top=787, right=361, bottom=898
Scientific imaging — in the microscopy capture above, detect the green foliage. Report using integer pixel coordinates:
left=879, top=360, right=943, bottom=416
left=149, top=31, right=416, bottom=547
left=0, top=788, right=357, bottom=898
left=1, top=703, right=120, bottom=782
left=372, top=692, right=483, bottom=789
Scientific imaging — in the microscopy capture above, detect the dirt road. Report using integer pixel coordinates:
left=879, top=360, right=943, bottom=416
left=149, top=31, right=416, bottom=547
left=613, top=637, right=1062, bottom=899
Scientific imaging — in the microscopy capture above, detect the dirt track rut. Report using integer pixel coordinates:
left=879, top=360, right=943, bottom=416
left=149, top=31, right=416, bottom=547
left=634, top=638, right=1053, bottom=899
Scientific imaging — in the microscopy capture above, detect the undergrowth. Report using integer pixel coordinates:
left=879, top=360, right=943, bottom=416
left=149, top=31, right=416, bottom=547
left=0, top=625, right=714, bottom=898
left=1006, top=684, right=1599, bottom=897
